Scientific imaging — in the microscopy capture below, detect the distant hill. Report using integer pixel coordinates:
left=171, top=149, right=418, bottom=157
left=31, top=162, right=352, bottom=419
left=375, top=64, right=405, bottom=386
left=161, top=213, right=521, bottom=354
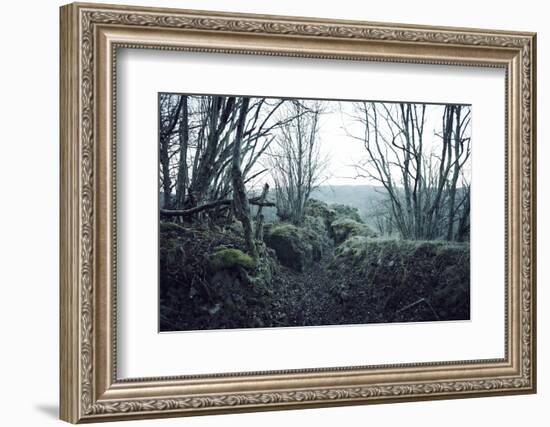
left=258, top=185, right=388, bottom=224
left=310, top=185, right=387, bottom=220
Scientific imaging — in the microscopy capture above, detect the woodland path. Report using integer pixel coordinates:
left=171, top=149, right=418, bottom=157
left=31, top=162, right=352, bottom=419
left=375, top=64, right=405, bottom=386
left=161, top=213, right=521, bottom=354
left=269, top=247, right=339, bottom=327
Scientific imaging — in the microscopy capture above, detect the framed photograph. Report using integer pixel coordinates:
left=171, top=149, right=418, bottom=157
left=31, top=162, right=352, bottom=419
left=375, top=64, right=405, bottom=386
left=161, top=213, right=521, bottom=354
left=60, top=2, right=537, bottom=423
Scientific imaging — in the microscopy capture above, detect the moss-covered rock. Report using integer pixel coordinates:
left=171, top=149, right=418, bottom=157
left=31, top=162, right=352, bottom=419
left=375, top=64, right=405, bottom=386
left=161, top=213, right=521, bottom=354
left=330, top=218, right=377, bottom=244
left=306, top=199, right=363, bottom=223
left=208, top=248, right=256, bottom=271
left=264, top=223, right=322, bottom=272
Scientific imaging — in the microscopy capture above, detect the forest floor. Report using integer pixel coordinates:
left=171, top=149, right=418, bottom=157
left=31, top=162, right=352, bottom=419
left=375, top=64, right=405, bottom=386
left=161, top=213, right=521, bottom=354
left=159, top=199, right=470, bottom=332
left=267, top=247, right=336, bottom=327
left=265, top=244, right=464, bottom=328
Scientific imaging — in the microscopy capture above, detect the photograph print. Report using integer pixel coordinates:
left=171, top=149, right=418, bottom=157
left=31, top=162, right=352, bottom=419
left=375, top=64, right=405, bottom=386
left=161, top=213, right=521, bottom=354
left=159, top=94, right=471, bottom=332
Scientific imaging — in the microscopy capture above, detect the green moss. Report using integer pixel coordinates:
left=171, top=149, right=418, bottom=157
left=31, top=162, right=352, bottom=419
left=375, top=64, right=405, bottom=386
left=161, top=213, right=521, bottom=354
left=208, top=248, right=256, bottom=271
left=364, top=239, right=467, bottom=260
left=334, top=235, right=369, bottom=260
left=269, top=224, right=301, bottom=239
left=331, top=218, right=377, bottom=244
left=332, top=237, right=469, bottom=279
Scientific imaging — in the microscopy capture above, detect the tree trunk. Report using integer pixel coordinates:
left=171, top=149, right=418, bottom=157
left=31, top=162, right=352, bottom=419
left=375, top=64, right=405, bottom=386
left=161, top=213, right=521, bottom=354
left=456, top=187, right=470, bottom=242
left=231, top=98, right=258, bottom=260
left=174, top=96, right=189, bottom=209
left=160, top=141, right=172, bottom=208
left=446, top=106, right=462, bottom=241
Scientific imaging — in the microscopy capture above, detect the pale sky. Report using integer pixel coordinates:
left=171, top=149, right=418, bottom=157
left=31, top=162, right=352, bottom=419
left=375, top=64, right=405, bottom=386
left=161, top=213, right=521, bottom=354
left=264, top=101, right=472, bottom=188
left=162, top=95, right=472, bottom=192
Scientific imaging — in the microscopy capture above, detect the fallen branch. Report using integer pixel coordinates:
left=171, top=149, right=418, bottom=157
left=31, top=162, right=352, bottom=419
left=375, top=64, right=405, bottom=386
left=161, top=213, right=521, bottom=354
left=160, top=196, right=275, bottom=218
left=395, top=298, right=440, bottom=321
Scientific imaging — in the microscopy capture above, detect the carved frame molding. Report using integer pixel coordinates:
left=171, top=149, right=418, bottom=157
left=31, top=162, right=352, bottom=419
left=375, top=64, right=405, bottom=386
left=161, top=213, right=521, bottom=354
left=60, top=2, right=536, bottom=423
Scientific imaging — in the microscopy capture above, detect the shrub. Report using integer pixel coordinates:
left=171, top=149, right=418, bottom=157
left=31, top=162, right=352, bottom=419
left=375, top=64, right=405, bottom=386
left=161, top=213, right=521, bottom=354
left=305, top=198, right=337, bottom=224
left=303, top=214, right=326, bottom=235
left=331, top=203, right=363, bottom=223
left=208, top=248, right=256, bottom=271
left=329, top=238, right=470, bottom=321
left=159, top=221, right=275, bottom=331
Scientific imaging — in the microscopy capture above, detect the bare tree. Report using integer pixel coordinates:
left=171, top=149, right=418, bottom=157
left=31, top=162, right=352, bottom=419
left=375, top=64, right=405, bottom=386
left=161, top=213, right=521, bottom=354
left=369, top=197, right=395, bottom=236
left=348, top=102, right=471, bottom=241
left=159, top=94, right=289, bottom=219
left=268, top=101, right=328, bottom=225
left=443, top=105, right=471, bottom=240
left=455, top=183, right=470, bottom=242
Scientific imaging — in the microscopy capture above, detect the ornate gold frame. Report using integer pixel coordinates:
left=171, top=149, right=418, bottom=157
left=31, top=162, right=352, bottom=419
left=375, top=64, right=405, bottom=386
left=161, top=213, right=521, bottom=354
left=59, top=2, right=537, bottom=423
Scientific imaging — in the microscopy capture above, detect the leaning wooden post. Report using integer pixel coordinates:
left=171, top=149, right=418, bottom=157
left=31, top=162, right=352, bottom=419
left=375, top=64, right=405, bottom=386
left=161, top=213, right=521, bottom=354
left=254, top=183, right=270, bottom=241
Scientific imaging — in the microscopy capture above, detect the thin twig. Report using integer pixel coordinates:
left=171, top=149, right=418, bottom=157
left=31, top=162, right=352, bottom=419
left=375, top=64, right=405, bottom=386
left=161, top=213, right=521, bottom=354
left=396, top=298, right=440, bottom=320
